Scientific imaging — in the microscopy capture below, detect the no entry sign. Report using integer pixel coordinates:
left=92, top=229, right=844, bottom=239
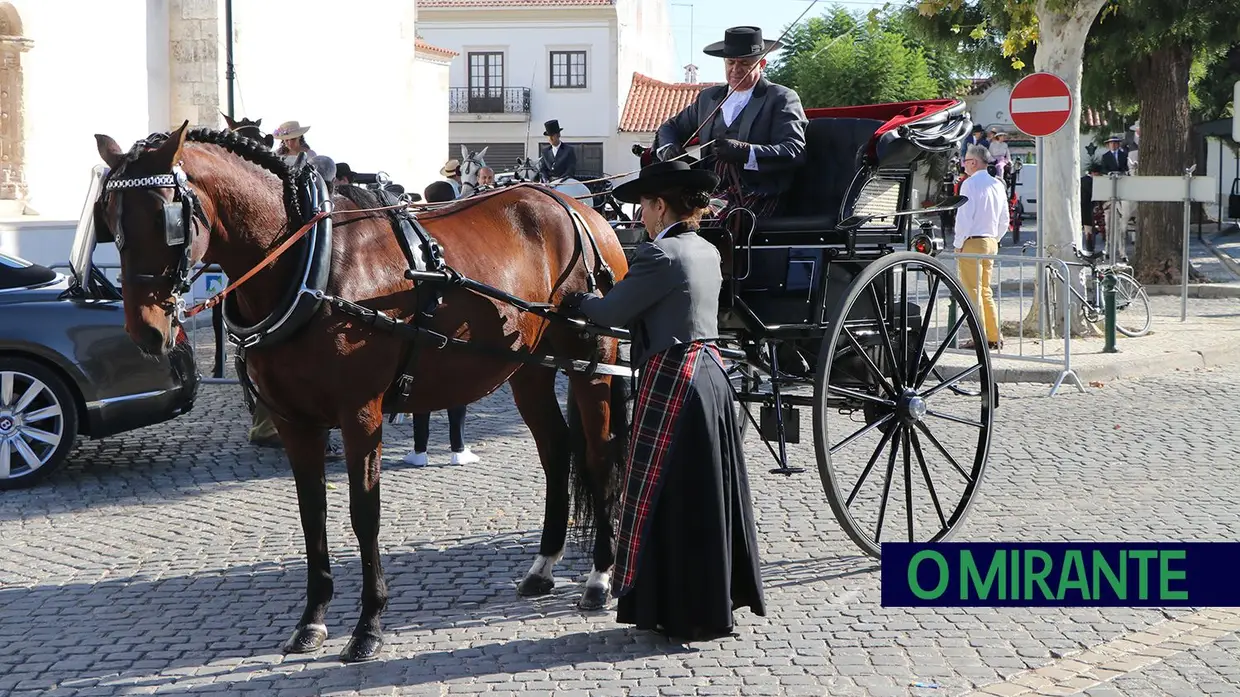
left=1009, top=73, right=1072, bottom=137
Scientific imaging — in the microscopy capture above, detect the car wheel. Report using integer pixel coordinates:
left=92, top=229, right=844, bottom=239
left=0, top=357, right=79, bottom=490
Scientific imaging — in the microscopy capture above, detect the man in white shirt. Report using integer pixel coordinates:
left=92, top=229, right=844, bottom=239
left=954, top=144, right=1009, bottom=349
left=654, top=26, right=807, bottom=218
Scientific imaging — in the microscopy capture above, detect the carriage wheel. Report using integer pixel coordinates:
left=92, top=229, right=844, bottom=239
left=813, top=251, right=994, bottom=558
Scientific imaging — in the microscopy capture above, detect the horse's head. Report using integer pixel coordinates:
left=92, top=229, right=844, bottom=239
left=94, top=121, right=209, bottom=356
left=222, top=112, right=274, bottom=149
left=458, top=144, right=488, bottom=197
left=513, top=157, right=540, bottom=183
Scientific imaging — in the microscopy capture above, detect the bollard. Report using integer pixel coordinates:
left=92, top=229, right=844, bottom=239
left=947, top=295, right=957, bottom=347
left=1102, top=270, right=1118, bottom=354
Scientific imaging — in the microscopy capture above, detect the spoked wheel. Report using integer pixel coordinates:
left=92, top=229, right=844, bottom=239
left=1112, top=272, right=1151, bottom=337
left=813, top=252, right=994, bottom=558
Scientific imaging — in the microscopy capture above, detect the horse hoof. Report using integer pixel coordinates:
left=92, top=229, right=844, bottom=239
left=282, top=624, right=328, bottom=654
left=339, top=634, right=384, bottom=663
left=578, top=585, right=608, bottom=611
left=517, top=574, right=555, bottom=597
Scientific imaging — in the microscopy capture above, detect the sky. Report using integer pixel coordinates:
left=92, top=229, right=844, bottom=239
left=670, top=0, right=897, bottom=84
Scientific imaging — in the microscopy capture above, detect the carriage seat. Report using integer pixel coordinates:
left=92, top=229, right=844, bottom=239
left=753, top=117, right=885, bottom=238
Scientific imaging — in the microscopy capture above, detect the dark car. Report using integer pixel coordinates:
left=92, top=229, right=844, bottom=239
left=0, top=166, right=199, bottom=489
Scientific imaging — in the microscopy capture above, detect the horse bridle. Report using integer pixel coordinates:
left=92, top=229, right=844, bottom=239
left=99, top=165, right=211, bottom=298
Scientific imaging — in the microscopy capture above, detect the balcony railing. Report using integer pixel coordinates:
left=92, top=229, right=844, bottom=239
left=449, top=87, right=531, bottom=115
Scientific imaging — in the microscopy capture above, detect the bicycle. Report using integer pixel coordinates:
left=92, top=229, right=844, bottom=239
left=1021, top=242, right=1152, bottom=337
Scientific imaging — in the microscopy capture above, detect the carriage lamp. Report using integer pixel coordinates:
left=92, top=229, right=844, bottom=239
left=911, top=229, right=944, bottom=257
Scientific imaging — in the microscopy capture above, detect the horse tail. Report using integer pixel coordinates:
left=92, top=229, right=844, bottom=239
left=566, top=372, right=630, bottom=546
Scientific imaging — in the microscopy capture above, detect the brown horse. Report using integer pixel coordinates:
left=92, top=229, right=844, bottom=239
left=221, top=113, right=274, bottom=149
left=93, top=122, right=630, bottom=662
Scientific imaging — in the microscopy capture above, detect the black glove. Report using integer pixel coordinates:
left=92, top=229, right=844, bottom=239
left=558, top=291, right=590, bottom=317
left=658, top=142, right=687, bottom=162
left=715, top=138, right=751, bottom=164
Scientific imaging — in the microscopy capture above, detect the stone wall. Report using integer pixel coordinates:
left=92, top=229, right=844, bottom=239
left=168, top=0, right=222, bottom=129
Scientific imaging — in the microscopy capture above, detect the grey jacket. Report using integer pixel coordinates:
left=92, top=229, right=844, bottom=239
left=655, top=76, right=808, bottom=198
left=578, top=223, right=721, bottom=368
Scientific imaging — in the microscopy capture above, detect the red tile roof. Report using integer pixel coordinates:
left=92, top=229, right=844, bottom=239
left=619, top=73, right=720, bottom=133
left=967, top=78, right=994, bottom=96
left=415, top=38, right=458, bottom=58
left=421, top=0, right=612, bottom=7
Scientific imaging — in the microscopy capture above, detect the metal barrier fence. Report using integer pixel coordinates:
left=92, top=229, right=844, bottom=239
left=939, top=251, right=1085, bottom=396
left=48, top=260, right=239, bottom=386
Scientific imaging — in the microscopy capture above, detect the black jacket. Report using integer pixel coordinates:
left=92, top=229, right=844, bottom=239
left=655, top=76, right=807, bottom=198
left=538, top=142, right=577, bottom=180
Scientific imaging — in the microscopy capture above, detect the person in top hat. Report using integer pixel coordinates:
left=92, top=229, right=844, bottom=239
left=654, top=26, right=807, bottom=218
left=273, top=120, right=316, bottom=167
left=558, top=160, right=765, bottom=642
left=538, top=119, right=577, bottom=181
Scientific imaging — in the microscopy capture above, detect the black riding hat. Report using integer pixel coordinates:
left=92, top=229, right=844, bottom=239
left=703, top=26, right=782, bottom=59
left=544, top=119, right=563, bottom=136
left=611, top=160, right=719, bottom=204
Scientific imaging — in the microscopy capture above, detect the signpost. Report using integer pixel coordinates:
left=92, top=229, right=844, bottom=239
left=1009, top=72, right=1073, bottom=336
left=1092, top=172, right=1217, bottom=321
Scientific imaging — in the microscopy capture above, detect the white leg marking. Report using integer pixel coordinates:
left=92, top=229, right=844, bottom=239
left=527, top=550, right=564, bottom=580
left=585, top=568, right=611, bottom=591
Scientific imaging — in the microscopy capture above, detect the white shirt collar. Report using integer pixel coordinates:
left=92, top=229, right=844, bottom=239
left=721, top=88, right=754, bottom=127
left=654, top=221, right=680, bottom=241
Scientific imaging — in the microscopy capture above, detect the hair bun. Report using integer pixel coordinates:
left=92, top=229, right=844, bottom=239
left=685, top=190, right=711, bottom=209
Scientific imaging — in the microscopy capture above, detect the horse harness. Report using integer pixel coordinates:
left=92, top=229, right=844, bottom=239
left=96, top=167, right=213, bottom=301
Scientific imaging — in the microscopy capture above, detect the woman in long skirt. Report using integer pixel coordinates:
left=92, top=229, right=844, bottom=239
left=560, top=160, right=765, bottom=641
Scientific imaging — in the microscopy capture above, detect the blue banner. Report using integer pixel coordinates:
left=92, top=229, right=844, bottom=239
left=881, top=542, right=1240, bottom=607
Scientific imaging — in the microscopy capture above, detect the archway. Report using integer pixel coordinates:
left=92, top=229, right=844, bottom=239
left=0, top=3, right=31, bottom=206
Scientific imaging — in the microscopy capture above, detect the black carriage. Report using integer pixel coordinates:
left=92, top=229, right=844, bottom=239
left=617, top=99, right=997, bottom=557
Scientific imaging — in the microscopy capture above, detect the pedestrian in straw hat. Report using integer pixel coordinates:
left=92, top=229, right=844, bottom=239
left=273, top=120, right=316, bottom=166
left=559, top=159, right=765, bottom=642
left=440, top=158, right=463, bottom=197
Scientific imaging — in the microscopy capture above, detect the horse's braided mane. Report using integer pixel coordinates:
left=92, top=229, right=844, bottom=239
left=117, top=127, right=306, bottom=226
left=185, top=127, right=304, bottom=224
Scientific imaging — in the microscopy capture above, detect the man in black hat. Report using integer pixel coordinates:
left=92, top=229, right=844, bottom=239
left=654, top=25, right=807, bottom=218
left=1100, top=134, right=1129, bottom=174
left=538, top=119, right=577, bottom=181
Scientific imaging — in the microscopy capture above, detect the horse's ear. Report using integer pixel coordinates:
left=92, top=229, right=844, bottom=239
left=151, top=120, right=190, bottom=171
left=95, top=134, right=124, bottom=169
left=459, top=144, right=469, bottom=161
left=479, top=146, right=489, bottom=160
left=222, top=112, right=238, bottom=130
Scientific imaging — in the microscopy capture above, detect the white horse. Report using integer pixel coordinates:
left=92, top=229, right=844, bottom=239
left=511, top=156, right=594, bottom=208
left=458, top=144, right=489, bottom=198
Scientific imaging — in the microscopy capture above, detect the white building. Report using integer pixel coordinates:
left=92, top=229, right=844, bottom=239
left=0, top=0, right=452, bottom=267
left=418, top=0, right=675, bottom=178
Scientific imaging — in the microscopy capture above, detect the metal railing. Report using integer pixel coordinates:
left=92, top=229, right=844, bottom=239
left=940, top=251, right=1085, bottom=396
left=49, top=261, right=238, bottom=386
left=448, top=87, right=531, bottom=115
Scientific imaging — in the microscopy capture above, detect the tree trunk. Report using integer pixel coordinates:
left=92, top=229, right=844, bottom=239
left=1018, top=0, right=1110, bottom=337
left=1130, top=44, right=1194, bottom=285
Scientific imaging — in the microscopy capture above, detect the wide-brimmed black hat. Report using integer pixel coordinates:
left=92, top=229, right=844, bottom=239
left=612, top=160, right=720, bottom=204
left=703, top=26, right=782, bottom=59
left=544, top=119, right=563, bottom=136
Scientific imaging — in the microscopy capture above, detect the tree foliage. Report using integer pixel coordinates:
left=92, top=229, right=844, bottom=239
left=766, top=6, right=956, bottom=108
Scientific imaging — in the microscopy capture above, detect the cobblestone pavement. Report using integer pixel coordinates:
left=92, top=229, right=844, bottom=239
left=2, top=356, right=1240, bottom=696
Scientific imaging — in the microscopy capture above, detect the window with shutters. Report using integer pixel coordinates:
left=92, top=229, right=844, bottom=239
left=549, top=50, right=587, bottom=89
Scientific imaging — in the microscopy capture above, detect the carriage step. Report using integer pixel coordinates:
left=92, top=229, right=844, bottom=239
left=769, top=466, right=806, bottom=475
